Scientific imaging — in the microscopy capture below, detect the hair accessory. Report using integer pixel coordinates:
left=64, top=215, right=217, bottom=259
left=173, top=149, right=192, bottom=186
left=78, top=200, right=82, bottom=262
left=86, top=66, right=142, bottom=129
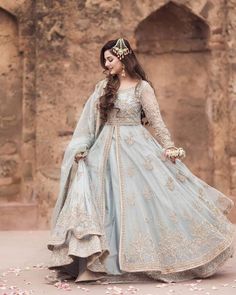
left=112, top=38, right=131, bottom=60
left=121, top=64, right=126, bottom=77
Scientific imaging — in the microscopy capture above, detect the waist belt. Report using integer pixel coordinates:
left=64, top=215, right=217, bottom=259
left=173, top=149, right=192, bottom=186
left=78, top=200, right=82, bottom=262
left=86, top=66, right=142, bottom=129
left=105, top=118, right=141, bottom=126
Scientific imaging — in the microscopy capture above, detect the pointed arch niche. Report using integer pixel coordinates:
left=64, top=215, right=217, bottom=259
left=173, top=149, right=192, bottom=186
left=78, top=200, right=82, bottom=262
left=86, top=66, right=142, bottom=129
left=135, top=1, right=212, bottom=183
left=0, top=8, right=22, bottom=202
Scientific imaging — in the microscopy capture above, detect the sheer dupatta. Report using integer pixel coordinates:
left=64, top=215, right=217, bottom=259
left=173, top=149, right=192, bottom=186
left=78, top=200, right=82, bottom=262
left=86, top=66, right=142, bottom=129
left=50, top=78, right=107, bottom=229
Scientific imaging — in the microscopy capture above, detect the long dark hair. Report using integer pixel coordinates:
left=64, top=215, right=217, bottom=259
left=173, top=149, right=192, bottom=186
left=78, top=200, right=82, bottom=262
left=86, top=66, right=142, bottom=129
left=99, top=38, right=151, bottom=124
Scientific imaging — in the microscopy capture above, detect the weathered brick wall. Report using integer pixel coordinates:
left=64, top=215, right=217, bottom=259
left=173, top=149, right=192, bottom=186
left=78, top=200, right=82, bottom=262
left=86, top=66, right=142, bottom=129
left=0, top=0, right=235, bottom=229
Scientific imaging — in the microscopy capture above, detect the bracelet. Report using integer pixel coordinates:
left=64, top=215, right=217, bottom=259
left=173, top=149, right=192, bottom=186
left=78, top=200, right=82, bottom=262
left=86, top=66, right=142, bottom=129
left=164, top=147, right=186, bottom=159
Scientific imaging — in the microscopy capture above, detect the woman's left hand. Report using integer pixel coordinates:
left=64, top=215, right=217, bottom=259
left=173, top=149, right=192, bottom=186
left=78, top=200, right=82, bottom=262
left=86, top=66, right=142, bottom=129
left=164, top=147, right=186, bottom=164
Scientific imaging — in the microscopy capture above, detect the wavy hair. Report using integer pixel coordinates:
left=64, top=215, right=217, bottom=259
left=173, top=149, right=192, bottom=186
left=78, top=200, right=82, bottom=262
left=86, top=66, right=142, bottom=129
left=99, top=38, right=152, bottom=125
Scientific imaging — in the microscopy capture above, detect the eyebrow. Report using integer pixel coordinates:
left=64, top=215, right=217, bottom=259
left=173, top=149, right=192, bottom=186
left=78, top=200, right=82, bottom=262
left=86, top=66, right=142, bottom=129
left=104, top=56, right=113, bottom=60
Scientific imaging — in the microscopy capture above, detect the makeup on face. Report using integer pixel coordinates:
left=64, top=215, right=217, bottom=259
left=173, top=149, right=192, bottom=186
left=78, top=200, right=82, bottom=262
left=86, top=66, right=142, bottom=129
left=104, top=50, right=122, bottom=75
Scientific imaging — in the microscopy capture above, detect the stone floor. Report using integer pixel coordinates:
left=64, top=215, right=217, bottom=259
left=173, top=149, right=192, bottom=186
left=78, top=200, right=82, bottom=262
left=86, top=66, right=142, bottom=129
left=0, top=229, right=236, bottom=295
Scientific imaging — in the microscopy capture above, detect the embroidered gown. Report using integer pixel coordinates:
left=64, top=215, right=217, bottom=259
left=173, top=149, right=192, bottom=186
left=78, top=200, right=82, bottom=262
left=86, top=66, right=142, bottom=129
left=47, top=78, right=235, bottom=283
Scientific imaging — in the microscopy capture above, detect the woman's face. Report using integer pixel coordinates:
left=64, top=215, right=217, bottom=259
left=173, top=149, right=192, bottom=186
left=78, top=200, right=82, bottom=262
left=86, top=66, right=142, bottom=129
left=104, top=49, right=123, bottom=76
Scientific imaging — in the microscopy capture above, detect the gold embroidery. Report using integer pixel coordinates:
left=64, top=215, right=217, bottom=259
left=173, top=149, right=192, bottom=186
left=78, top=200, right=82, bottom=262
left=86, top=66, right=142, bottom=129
left=127, top=166, right=136, bottom=177
left=193, top=200, right=203, bottom=213
left=169, top=211, right=178, bottom=223
left=123, top=215, right=234, bottom=273
left=143, top=156, right=154, bottom=170
left=176, top=169, right=187, bottom=182
left=126, top=194, right=136, bottom=206
left=143, top=186, right=154, bottom=200
left=166, top=177, right=174, bottom=191
left=126, top=231, right=157, bottom=264
left=216, top=193, right=234, bottom=215
left=197, top=188, right=223, bottom=217
left=198, top=187, right=204, bottom=199
left=139, top=81, right=175, bottom=149
left=144, top=217, right=150, bottom=223
left=124, top=134, right=135, bottom=145
left=142, top=129, right=152, bottom=140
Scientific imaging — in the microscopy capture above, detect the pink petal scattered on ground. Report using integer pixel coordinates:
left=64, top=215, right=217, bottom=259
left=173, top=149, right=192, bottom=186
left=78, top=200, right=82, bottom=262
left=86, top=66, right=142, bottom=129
left=54, top=281, right=72, bottom=291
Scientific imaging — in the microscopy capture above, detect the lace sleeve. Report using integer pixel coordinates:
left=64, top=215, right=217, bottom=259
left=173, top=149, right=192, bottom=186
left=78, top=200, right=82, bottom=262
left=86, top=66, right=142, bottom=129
left=140, top=81, right=175, bottom=149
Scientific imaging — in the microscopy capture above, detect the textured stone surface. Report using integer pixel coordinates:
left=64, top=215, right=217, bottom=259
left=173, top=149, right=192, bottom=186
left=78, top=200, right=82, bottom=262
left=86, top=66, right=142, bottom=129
left=0, top=0, right=235, bottom=229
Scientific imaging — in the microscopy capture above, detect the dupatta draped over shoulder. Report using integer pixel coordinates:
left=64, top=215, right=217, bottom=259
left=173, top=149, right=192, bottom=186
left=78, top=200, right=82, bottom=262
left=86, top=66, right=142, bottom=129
left=50, top=78, right=107, bottom=229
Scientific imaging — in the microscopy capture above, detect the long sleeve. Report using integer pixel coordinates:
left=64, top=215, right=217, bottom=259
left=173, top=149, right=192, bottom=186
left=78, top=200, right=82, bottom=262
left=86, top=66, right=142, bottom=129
left=140, top=81, right=175, bottom=149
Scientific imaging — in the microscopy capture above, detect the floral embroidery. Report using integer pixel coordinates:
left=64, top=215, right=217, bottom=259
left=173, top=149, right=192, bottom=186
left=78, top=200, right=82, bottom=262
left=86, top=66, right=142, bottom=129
left=126, top=194, right=136, bottom=206
left=127, top=166, right=136, bottom=177
left=198, top=188, right=204, bottom=200
left=193, top=200, right=203, bottom=213
left=166, top=177, right=175, bottom=191
left=143, top=186, right=154, bottom=200
left=169, top=211, right=178, bottom=223
left=176, top=169, right=187, bottom=182
left=197, top=188, right=222, bottom=217
left=142, top=129, right=152, bottom=140
left=144, top=216, right=151, bottom=223
left=143, top=156, right=154, bottom=170
left=216, top=194, right=233, bottom=214
left=125, top=134, right=135, bottom=145
left=126, top=231, right=157, bottom=264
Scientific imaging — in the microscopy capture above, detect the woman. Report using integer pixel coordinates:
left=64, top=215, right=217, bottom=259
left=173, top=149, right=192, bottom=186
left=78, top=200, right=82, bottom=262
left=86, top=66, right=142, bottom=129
left=47, top=38, right=235, bottom=284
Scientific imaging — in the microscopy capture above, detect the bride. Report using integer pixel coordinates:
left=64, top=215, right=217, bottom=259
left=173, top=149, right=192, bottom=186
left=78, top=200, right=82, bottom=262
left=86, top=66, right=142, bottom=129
left=47, top=38, right=235, bottom=283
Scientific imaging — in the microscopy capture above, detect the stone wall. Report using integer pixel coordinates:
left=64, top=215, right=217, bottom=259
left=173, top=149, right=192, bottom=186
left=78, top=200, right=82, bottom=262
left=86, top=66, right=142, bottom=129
left=0, top=0, right=235, bottom=229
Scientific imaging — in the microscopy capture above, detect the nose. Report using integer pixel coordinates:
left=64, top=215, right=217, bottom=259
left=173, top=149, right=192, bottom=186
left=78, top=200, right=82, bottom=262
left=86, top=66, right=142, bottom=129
left=105, top=60, right=110, bottom=68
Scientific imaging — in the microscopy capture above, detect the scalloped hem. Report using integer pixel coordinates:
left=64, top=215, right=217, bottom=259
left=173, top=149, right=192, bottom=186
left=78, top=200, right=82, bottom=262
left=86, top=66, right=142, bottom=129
left=48, top=240, right=234, bottom=283
left=145, top=243, right=234, bottom=283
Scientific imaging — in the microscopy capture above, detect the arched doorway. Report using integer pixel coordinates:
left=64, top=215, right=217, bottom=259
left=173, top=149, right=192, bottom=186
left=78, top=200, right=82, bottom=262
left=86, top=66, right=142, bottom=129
left=135, top=1, right=212, bottom=183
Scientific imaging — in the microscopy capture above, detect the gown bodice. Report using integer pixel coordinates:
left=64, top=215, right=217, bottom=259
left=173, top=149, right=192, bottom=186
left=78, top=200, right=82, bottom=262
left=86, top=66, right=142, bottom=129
left=106, top=87, right=142, bottom=125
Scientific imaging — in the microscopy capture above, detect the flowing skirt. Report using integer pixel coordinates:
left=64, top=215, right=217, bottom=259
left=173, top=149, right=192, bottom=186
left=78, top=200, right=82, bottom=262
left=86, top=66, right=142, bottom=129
left=47, top=123, right=235, bottom=283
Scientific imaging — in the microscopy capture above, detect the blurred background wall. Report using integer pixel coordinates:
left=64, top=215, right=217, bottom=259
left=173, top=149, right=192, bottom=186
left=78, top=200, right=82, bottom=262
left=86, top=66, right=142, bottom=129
left=0, top=0, right=235, bottom=229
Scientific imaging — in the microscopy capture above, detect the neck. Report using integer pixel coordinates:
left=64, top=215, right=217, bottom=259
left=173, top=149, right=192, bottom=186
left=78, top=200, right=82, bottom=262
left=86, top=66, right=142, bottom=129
left=118, top=73, right=133, bottom=82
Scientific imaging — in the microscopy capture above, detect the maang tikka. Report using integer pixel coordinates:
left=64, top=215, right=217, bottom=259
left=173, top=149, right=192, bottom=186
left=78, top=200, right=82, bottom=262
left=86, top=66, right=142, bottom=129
left=112, top=38, right=132, bottom=60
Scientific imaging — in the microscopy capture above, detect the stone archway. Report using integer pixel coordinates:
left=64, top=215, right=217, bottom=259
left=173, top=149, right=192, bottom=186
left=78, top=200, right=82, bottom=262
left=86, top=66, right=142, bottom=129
left=0, top=8, right=22, bottom=202
left=135, top=1, right=212, bottom=183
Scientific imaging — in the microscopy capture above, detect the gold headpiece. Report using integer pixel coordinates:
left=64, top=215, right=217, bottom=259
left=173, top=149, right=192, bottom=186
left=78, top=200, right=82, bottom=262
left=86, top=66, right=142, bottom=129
left=112, top=38, right=131, bottom=60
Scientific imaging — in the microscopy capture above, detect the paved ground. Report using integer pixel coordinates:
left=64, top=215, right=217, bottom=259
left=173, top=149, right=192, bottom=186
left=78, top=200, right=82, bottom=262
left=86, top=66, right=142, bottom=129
left=0, top=229, right=236, bottom=295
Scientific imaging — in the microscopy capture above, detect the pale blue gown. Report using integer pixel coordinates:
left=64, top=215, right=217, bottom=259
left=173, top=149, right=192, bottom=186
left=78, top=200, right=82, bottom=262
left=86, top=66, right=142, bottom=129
left=47, top=79, right=235, bottom=283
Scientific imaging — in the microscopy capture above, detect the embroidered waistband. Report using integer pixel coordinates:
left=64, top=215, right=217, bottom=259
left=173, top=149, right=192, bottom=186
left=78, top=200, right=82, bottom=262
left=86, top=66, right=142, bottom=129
left=105, top=119, right=141, bottom=126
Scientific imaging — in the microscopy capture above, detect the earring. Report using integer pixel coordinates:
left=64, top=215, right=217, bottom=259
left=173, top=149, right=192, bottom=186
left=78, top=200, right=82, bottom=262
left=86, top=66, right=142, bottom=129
left=121, top=64, right=126, bottom=77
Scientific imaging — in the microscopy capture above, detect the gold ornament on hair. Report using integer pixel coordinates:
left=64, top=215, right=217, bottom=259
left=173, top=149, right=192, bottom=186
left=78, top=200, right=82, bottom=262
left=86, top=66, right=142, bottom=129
left=112, top=38, right=131, bottom=60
